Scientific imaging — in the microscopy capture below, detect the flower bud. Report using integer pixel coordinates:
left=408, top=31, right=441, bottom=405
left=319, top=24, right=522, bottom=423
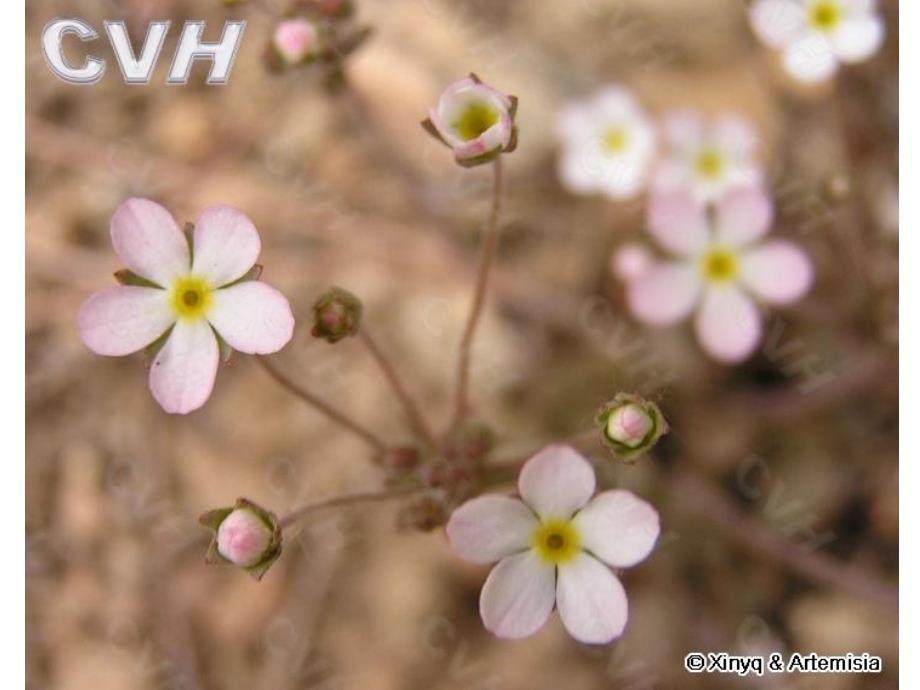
left=272, top=19, right=321, bottom=65
left=397, top=491, right=449, bottom=532
left=422, top=74, right=518, bottom=167
left=595, top=393, right=668, bottom=461
left=311, top=287, right=363, bottom=343
left=199, top=499, right=282, bottom=580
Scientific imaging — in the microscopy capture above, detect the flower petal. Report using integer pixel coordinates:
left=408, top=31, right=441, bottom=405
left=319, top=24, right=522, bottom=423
left=783, top=33, right=838, bottom=83
left=661, top=111, right=703, bottom=153
left=446, top=496, right=538, bottom=565
left=831, top=15, right=884, bottom=63
left=647, top=191, right=709, bottom=256
left=77, top=286, right=174, bottom=356
left=573, top=491, right=660, bottom=568
left=694, top=286, right=762, bottom=363
left=556, top=553, right=629, bottom=644
left=191, top=205, right=262, bottom=287
left=627, top=262, right=702, bottom=326
left=148, top=319, right=219, bottom=414
left=110, top=198, right=190, bottom=287
left=740, top=240, right=814, bottom=304
left=207, top=282, right=295, bottom=355
left=749, top=0, right=807, bottom=48
left=715, top=187, right=774, bottom=247
left=518, top=444, right=596, bottom=520
left=479, top=551, right=556, bottom=640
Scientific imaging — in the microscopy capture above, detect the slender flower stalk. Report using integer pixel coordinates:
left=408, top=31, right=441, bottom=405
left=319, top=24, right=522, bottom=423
left=358, top=328, right=437, bottom=448
left=279, top=485, right=425, bottom=529
left=256, top=356, right=388, bottom=453
left=452, top=157, right=504, bottom=429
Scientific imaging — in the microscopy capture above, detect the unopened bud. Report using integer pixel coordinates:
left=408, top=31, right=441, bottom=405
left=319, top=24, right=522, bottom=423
left=595, top=393, right=668, bottom=461
left=397, top=491, right=449, bottom=532
left=199, top=499, right=282, bottom=580
left=311, top=287, right=363, bottom=343
left=272, top=19, right=320, bottom=66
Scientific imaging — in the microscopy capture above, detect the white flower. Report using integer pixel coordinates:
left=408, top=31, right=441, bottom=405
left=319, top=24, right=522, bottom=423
left=626, top=188, right=814, bottom=363
left=750, top=0, right=885, bottom=83
left=557, top=86, right=656, bottom=200
left=653, top=111, right=763, bottom=204
left=446, top=445, right=660, bottom=644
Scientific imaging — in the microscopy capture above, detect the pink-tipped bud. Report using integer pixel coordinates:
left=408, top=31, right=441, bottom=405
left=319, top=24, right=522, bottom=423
left=596, top=393, right=668, bottom=462
left=611, top=243, right=651, bottom=282
left=311, top=287, right=363, bottom=343
left=605, top=403, right=653, bottom=448
left=217, top=508, right=274, bottom=567
left=273, top=19, right=320, bottom=65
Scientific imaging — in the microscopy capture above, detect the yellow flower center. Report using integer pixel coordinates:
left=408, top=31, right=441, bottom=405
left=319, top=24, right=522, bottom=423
left=170, top=276, right=213, bottom=320
left=701, top=247, right=739, bottom=283
left=809, top=1, right=842, bottom=31
left=532, top=519, right=581, bottom=565
left=453, top=101, right=500, bottom=141
left=602, top=126, right=629, bottom=154
left=695, top=149, right=724, bottom=179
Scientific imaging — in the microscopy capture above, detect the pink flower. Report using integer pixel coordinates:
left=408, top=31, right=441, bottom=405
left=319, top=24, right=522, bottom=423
left=273, top=18, right=320, bottom=65
left=78, top=198, right=295, bottom=414
left=653, top=111, right=763, bottom=203
left=217, top=508, right=275, bottom=567
left=611, top=242, right=652, bottom=282
left=423, top=75, right=517, bottom=167
left=626, top=188, right=813, bottom=363
left=446, top=445, right=660, bottom=644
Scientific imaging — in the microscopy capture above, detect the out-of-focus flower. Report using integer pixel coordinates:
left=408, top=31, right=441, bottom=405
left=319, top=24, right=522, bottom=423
left=77, top=199, right=295, bottom=414
left=596, top=393, right=668, bottom=461
left=626, top=188, right=813, bottom=363
left=311, top=286, right=363, bottom=343
left=653, top=112, right=763, bottom=203
left=200, top=499, right=282, bottom=580
left=422, top=74, right=518, bottom=167
left=272, top=18, right=321, bottom=65
left=750, top=0, right=884, bottom=83
left=611, top=242, right=653, bottom=282
left=557, top=86, right=656, bottom=200
left=446, top=445, right=660, bottom=644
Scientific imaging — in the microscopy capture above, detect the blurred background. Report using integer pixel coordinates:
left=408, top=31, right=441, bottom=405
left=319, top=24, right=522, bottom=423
left=26, top=0, right=898, bottom=688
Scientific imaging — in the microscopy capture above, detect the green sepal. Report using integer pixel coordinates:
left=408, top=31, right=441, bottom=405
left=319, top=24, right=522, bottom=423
left=223, top=264, right=263, bottom=288
left=503, top=126, right=519, bottom=154
left=455, top=147, right=502, bottom=168
left=143, top=326, right=174, bottom=367
left=507, top=95, right=518, bottom=121
left=114, top=269, right=159, bottom=288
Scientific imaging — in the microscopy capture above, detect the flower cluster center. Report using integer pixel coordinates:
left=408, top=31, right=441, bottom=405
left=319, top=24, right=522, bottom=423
left=602, top=126, right=629, bottom=154
left=453, top=102, right=500, bottom=141
left=170, top=276, right=213, bottom=320
left=809, top=1, right=842, bottom=30
left=532, top=519, right=581, bottom=565
left=695, top=149, right=725, bottom=179
left=701, top=247, right=739, bottom=283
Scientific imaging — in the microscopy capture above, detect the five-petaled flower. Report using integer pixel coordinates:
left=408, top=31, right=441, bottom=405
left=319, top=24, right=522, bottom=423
left=78, top=198, right=295, bottom=414
left=626, top=188, right=813, bottom=363
left=750, top=0, right=884, bottom=83
left=653, top=111, right=763, bottom=204
left=557, top=86, right=657, bottom=200
left=422, top=74, right=518, bottom=167
left=446, top=445, right=660, bottom=644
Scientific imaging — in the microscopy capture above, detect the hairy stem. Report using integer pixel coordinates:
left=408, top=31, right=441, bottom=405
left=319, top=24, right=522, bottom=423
left=279, top=485, right=423, bottom=529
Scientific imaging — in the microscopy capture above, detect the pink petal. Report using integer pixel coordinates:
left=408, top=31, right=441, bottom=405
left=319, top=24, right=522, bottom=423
left=647, top=191, right=709, bottom=256
left=831, top=15, right=884, bottom=63
left=573, top=491, right=660, bottom=568
left=518, top=445, right=596, bottom=520
left=715, top=187, right=774, bottom=247
left=191, top=205, right=262, bottom=287
left=661, top=111, right=703, bottom=152
left=694, top=286, right=762, bottom=363
left=740, top=240, right=813, bottom=304
left=556, top=553, right=628, bottom=644
left=611, top=243, right=652, bottom=282
left=749, top=0, right=807, bottom=48
left=110, top=198, right=190, bottom=287
left=207, top=282, right=294, bottom=355
left=148, top=319, right=219, bottom=414
left=479, top=551, right=556, bottom=640
left=627, top=263, right=701, bottom=326
left=78, top=286, right=174, bottom=356
left=446, top=496, right=538, bottom=565
left=713, top=116, right=759, bottom=159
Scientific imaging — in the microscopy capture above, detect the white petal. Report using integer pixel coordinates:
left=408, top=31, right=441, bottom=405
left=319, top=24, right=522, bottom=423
left=479, top=551, right=556, bottom=640
left=573, top=491, right=660, bottom=568
left=207, top=282, right=295, bottom=355
left=110, top=198, right=190, bottom=287
left=148, top=319, right=219, bottom=414
left=627, top=262, right=702, bottom=326
left=783, top=33, right=838, bottom=83
left=518, top=445, right=596, bottom=520
left=715, top=187, right=774, bottom=247
left=694, top=286, right=762, bottom=363
left=661, top=111, right=704, bottom=153
left=556, top=553, right=629, bottom=644
left=77, top=286, right=174, bottom=356
left=191, top=205, right=262, bottom=287
left=740, top=240, right=814, bottom=304
left=831, top=15, right=884, bottom=63
left=446, top=496, right=538, bottom=565
left=750, top=0, right=808, bottom=48
left=647, top=192, right=709, bottom=256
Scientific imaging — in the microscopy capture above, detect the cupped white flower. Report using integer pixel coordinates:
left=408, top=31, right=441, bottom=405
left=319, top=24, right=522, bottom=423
left=750, top=0, right=884, bottom=83
left=424, top=75, right=517, bottom=166
left=557, top=86, right=657, bottom=200
left=446, top=444, right=660, bottom=644
left=653, top=111, right=763, bottom=204
left=625, top=188, right=814, bottom=363
left=78, top=198, right=295, bottom=414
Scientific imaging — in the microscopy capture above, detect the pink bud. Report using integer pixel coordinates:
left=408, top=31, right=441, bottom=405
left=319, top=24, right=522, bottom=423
left=605, top=404, right=654, bottom=448
left=217, top=508, right=274, bottom=567
left=611, top=243, right=651, bottom=282
left=273, top=19, right=319, bottom=65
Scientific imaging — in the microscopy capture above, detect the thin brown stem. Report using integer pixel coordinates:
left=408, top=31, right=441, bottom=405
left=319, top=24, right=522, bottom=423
left=359, top=328, right=437, bottom=448
left=451, top=157, right=505, bottom=429
left=257, top=356, right=387, bottom=454
left=279, top=485, right=423, bottom=529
